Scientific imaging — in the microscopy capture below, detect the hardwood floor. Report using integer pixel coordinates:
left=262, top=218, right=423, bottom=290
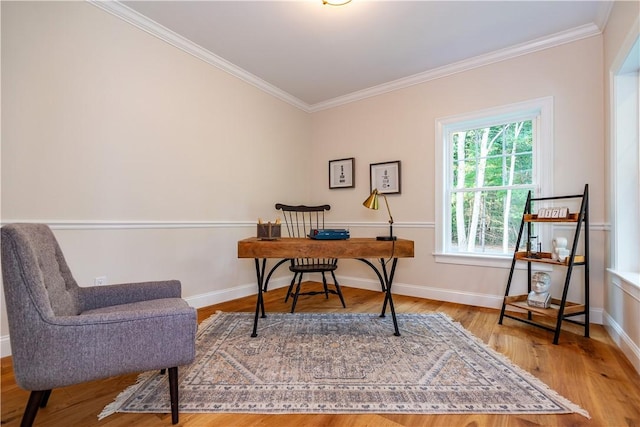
left=2, top=285, right=639, bottom=427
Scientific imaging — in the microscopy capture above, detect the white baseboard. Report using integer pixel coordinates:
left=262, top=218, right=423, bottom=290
left=337, top=275, right=505, bottom=309
left=336, top=275, right=604, bottom=324
left=184, top=277, right=289, bottom=309
left=0, top=277, right=291, bottom=358
left=0, top=276, right=608, bottom=359
left=604, top=311, right=640, bottom=375
left=0, top=336, right=10, bottom=358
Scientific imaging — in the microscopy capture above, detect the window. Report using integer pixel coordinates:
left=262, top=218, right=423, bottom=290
left=435, top=98, right=553, bottom=266
left=610, top=35, right=640, bottom=286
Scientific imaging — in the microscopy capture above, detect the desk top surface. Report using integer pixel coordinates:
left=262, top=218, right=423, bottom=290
left=237, top=237, right=414, bottom=259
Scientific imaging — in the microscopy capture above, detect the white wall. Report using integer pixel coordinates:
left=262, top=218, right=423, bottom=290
left=0, top=1, right=618, bottom=360
left=309, top=35, right=606, bottom=318
left=0, top=1, right=310, bottom=349
left=603, top=0, right=640, bottom=373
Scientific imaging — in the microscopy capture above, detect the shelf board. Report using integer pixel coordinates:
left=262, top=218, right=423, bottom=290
left=523, top=213, right=580, bottom=222
left=515, top=251, right=585, bottom=265
left=504, top=294, right=586, bottom=317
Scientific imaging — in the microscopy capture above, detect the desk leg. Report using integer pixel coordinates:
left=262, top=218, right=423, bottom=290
left=357, top=258, right=386, bottom=292
left=263, top=258, right=290, bottom=292
left=379, top=258, right=401, bottom=337
left=252, top=258, right=267, bottom=338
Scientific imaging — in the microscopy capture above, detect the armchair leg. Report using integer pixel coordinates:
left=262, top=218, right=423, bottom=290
left=21, top=390, right=50, bottom=427
left=168, top=367, right=179, bottom=425
left=39, top=390, right=52, bottom=408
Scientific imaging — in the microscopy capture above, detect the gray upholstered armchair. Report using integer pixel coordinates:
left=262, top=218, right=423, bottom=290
left=1, top=223, right=197, bottom=426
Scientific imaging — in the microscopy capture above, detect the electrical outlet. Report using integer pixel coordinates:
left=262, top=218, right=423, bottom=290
left=94, top=276, right=107, bottom=286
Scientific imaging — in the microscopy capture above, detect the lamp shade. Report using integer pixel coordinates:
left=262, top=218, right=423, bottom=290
left=362, top=189, right=379, bottom=210
left=362, top=189, right=396, bottom=241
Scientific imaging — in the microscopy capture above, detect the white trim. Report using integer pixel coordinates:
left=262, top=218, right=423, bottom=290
left=185, top=277, right=290, bottom=310
left=0, top=220, right=255, bottom=230
left=87, top=0, right=601, bottom=113
left=87, top=0, right=309, bottom=112
left=434, top=97, right=554, bottom=265
left=2, top=258, right=610, bottom=357
left=433, top=253, right=552, bottom=272
left=337, top=274, right=603, bottom=325
left=0, top=219, right=606, bottom=232
left=608, top=269, right=640, bottom=299
left=604, top=311, right=640, bottom=375
left=0, top=277, right=291, bottom=358
left=608, top=17, right=640, bottom=274
left=595, top=1, right=614, bottom=31
left=0, top=337, right=10, bottom=359
left=0, top=219, right=436, bottom=231
left=310, top=25, right=599, bottom=112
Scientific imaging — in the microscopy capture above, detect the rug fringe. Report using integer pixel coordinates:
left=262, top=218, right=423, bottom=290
left=443, top=313, right=591, bottom=419
left=98, top=312, right=226, bottom=420
left=197, top=310, right=225, bottom=333
left=98, top=370, right=156, bottom=420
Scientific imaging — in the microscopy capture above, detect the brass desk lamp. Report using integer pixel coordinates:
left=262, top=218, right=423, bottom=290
left=363, top=189, right=396, bottom=241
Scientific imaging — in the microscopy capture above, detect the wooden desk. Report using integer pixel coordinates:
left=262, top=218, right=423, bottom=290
left=238, top=237, right=415, bottom=337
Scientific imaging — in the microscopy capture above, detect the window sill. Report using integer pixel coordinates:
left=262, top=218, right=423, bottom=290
left=434, top=252, right=552, bottom=271
left=607, top=269, right=640, bottom=289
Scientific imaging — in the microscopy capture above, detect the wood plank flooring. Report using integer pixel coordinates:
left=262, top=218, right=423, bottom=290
left=2, top=284, right=639, bottom=427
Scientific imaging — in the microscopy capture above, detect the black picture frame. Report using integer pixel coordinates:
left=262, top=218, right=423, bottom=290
left=329, top=157, right=355, bottom=189
left=370, top=160, right=401, bottom=194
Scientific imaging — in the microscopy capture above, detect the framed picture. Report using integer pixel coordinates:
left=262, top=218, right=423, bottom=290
left=370, top=161, right=401, bottom=194
left=329, top=157, right=355, bottom=189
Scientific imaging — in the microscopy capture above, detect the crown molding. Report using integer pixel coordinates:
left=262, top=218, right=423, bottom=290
left=88, top=0, right=311, bottom=112
left=309, top=23, right=602, bottom=112
left=88, top=1, right=602, bottom=114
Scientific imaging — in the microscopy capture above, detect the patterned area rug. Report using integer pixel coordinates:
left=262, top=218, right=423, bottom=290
left=100, top=312, right=589, bottom=418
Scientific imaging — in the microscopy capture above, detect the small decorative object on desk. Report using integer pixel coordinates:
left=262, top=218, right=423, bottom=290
left=257, top=218, right=281, bottom=240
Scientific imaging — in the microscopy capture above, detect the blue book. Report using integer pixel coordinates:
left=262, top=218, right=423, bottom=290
left=308, top=229, right=350, bottom=240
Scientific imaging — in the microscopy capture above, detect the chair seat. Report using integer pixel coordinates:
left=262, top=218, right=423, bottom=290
left=289, top=264, right=337, bottom=273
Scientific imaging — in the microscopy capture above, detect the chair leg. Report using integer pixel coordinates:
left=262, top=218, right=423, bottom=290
left=331, top=271, right=346, bottom=308
left=168, top=367, right=179, bottom=425
left=21, top=390, right=50, bottom=427
left=284, top=273, right=298, bottom=303
left=321, top=272, right=330, bottom=299
left=291, top=273, right=304, bottom=313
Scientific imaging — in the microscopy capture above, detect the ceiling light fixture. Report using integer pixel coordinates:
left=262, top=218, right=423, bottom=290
left=322, top=0, right=352, bottom=6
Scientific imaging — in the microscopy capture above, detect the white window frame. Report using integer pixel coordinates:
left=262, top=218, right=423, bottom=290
left=608, top=32, right=640, bottom=288
left=435, top=97, right=554, bottom=268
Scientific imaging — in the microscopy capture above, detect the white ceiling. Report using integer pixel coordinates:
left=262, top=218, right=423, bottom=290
left=98, top=1, right=612, bottom=111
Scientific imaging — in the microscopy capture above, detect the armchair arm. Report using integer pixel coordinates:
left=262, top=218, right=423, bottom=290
left=78, top=279, right=182, bottom=311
